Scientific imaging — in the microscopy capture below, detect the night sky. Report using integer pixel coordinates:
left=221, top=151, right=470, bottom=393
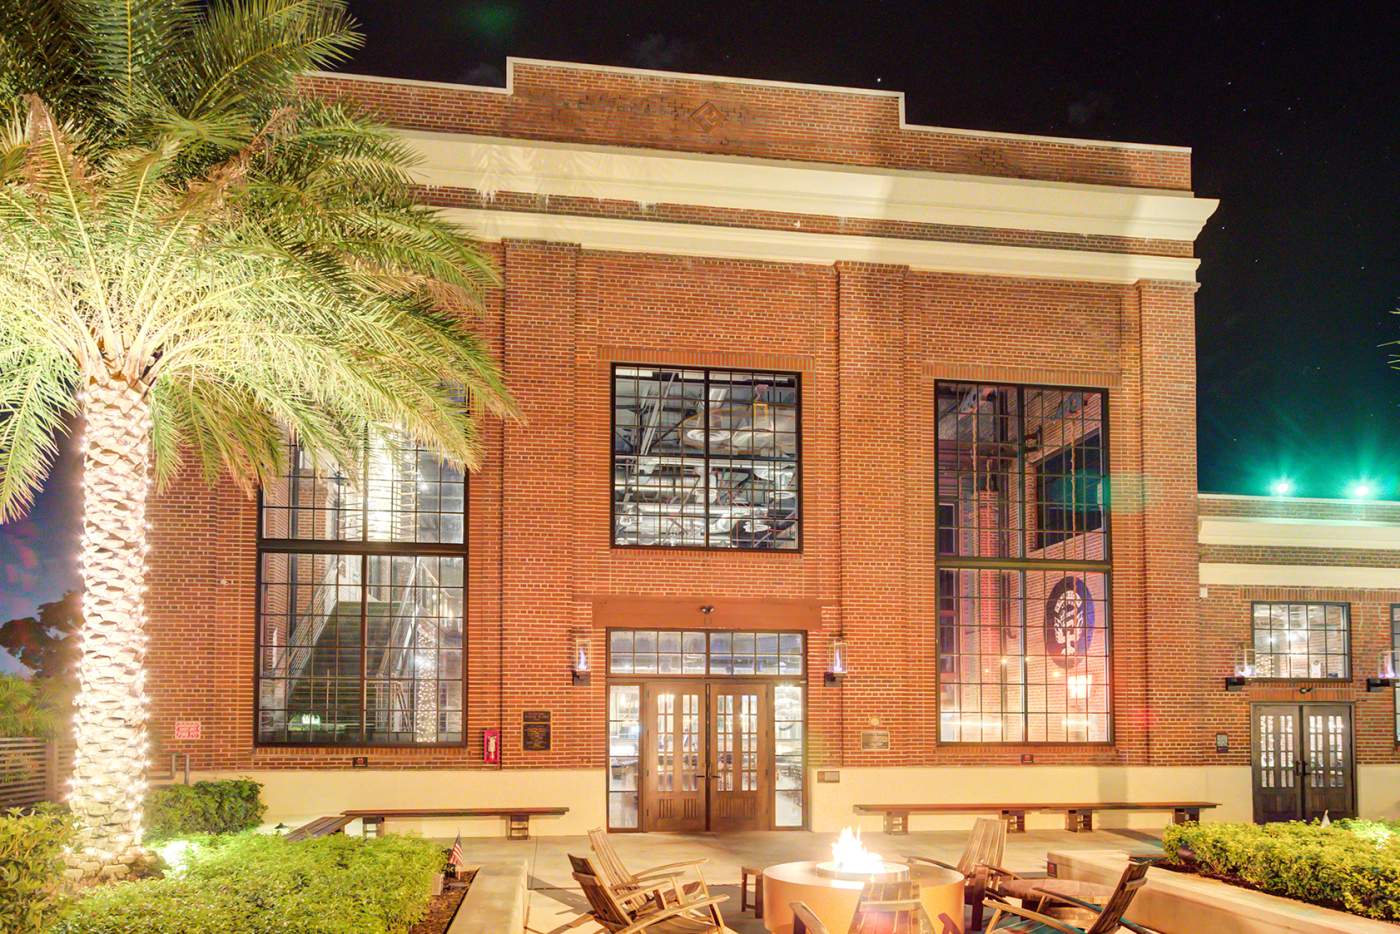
left=0, top=2, right=1396, bottom=653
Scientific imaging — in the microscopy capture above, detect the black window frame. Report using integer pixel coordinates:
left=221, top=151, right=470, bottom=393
left=1035, top=429, right=1105, bottom=550
left=1248, top=601, right=1351, bottom=682
left=610, top=362, right=803, bottom=552
left=254, top=439, right=469, bottom=749
left=934, top=380, right=1114, bottom=746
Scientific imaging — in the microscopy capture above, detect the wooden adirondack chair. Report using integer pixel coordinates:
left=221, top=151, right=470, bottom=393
left=906, top=816, right=1007, bottom=930
left=588, top=827, right=710, bottom=909
left=569, top=853, right=732, bottom=933
left=984, top=860, right=1161, bottom=934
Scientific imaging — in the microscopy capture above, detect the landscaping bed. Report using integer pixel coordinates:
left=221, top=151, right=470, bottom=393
left=410, top=870, right=476, bottom=934
left=1162, top=819, right=1400, bottom=922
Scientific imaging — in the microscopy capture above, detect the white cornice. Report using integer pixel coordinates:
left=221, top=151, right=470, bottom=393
left=407, top=132, right=1217, bottom=243
left=440, top=207, right=1201, bottom=284
left=1200, top=516, right=1400, bottom=550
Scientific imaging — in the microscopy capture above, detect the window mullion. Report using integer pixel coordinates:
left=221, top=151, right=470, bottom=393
left=702, top=369, right=711, bottom=549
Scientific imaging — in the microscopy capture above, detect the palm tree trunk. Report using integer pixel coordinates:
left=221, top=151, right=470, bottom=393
left=67, top=373, right=152, bottom=879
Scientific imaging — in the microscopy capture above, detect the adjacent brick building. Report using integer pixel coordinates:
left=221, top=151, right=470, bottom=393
left=143, top=59, right=1398, bottom=836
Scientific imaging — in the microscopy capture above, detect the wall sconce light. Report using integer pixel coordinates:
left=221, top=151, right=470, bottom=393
left=1367, top=651, right=1397, bottom=692
left=825, top=638, right=847, bottom=686
left=571, top=633, right=592, bottom=686
left=1225, top=645, right=1254, bottom=691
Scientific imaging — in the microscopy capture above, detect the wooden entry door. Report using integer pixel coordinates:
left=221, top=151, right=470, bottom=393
left=708, top=682, right=771, bottom=832
left=1252, top=703, right=1354, bottom=823
left=642, top=683, right=707, bottom=832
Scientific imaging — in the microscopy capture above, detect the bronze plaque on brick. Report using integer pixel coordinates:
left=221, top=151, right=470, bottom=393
left=522, top=710, right=552, bottom=751
left=860, top=729, right=890, bottom=751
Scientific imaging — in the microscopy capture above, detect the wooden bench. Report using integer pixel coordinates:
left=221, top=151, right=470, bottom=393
left=854, top=801, right=1218, bottom=834
left=341, top=807, right=569, bottom=840
left=285, top=814, right=356, bottom=842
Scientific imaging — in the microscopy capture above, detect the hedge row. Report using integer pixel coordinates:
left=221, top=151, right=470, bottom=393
left=59, top=832, right=445, bottom=933
left=144, top=778, right=266, bottom=842
left=1163, top=820, right=1400, bottom=920
left=0, top=806, right=73, bottom=933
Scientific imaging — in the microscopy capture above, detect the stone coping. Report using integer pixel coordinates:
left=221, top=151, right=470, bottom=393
left=448, top=858, right=528, bottom=934
left=1047, top=849, right=1394, bottom=933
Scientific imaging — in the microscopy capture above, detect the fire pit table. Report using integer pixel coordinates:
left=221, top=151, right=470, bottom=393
left=761, top=856, right=964, bottom=933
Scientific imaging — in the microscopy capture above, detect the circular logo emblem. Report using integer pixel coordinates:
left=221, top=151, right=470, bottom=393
left=1046, top=577, right=1095, bottom=668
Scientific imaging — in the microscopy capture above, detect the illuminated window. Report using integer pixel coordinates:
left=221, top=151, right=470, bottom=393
left=612, top=365, right=800, bottom=549
left=257, top=438, right=465, bottom=745
left=1251, top=602, right=1349, bottom=680
left=607, top=629, right=804, bottom=676
left=936, top=382, right=1111, bottom=743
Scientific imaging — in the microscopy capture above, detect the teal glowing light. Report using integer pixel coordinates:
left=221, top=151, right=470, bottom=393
left=1347, top=480, right=1377, bottom=500
left=1269, top=478, right=1295, bottom=497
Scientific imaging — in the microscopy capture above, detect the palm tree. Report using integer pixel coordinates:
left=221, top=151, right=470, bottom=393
left=0, top=0, right=514, bottom=876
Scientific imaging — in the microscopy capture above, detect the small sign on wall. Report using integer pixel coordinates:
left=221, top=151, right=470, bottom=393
left=174, top=721, right=201, bottom=740
left=523, top=711, right=552, bottom=752
left=351, top=756, right=369, bottom=769
left=1215, top=732, right=1229, bottom=754
left=860, top=729, right=890, bottom=752
left=483, top=729, right=501, bottom=764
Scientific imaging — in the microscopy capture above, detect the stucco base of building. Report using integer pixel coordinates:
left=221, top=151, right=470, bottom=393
left=195, top=768, right=607, bottom=838
left=810, top=765, right=1256, bottom=831
left=1358, top=765, right=1400, bottom=818
left=191, top=764, right=1400, bottom=837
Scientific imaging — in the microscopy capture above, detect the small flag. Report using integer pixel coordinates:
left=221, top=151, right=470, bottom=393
left=448, top=833, right=464, bottom=870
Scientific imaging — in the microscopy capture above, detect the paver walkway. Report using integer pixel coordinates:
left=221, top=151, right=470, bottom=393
left=452, top=828, right=1162, bottom=933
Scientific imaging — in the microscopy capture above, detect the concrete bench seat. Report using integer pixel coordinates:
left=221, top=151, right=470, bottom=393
left=854, top=801, right=1218, bottom=834
left=342, top=806, right=569, bottom=840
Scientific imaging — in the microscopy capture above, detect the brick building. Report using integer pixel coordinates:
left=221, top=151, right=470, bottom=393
left=144, top=59, right=1399, bottom=836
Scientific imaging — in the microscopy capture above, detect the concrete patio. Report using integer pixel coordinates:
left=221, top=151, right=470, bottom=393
left=453, top=828, right=1164, bottom=933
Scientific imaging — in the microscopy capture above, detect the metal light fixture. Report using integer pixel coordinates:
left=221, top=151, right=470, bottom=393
left=571, top=633, right=592, bottom=686
left=825, top=638, right=847, bottom=686
left=1225, top=645, right=1254, bottom=691
left=1367, top=651, right=1397, bottom=692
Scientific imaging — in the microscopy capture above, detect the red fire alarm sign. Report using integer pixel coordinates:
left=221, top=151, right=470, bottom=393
left=483, top=728, right=500, bottom=764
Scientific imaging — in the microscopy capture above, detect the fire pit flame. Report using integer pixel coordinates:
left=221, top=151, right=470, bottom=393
left=813, top=827, right=908, bottom=882
left=831, top=827, right=884, bottom=874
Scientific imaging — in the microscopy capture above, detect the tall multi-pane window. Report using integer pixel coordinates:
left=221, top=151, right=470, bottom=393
left=612, top=365, right=800, bottom=549
left=1250, top=602, right=1349, bottom=680
left=257, top=437, right=465, bottom=745
left=936, top=382, right=1111, bottom=743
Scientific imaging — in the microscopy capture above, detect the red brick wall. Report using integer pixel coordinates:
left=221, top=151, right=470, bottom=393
left=145, top=251, right=1208, bottom=773
left=1200, top=585, right=1399, bottom=766
left=142, top=61, right=1214, bottom=778
left=297, top=62, right=1190, bottom=190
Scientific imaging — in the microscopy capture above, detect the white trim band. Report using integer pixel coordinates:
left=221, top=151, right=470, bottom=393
left=406, top=132, right=1217, bottom=243
left=1200, top=563, right=1400, bottom=589
left=1200, top=516, right=1400, bottom=550
left=439, top=207, right=1202, bottom=284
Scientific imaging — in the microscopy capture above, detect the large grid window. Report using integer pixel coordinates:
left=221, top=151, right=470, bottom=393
left=936, top=382, right=1111, bottom=743
left=1251, top=602, right=1349, bottom=680
left=257, top=438, right=466, bottom=745
left=612, top=365, right=800, bottom=549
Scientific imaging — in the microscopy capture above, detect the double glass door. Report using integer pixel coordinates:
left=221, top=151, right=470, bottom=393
left=1251, top=703, right=1354, bottom=823
left=608, top=679, right=803, bottom=832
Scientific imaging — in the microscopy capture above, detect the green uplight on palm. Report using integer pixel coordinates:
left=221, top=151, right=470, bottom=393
left=1347, top=480, right=1377, bottom=500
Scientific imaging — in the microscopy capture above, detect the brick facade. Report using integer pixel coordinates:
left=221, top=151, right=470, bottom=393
left=138, top=60, right=1400, bottom=830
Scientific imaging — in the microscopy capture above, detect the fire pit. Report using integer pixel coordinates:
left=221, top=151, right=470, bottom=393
left=761, top=828, right=965, bottom=933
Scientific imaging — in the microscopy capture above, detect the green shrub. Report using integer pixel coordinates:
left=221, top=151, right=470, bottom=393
left=1164, top=821, right=1400, bottom=920
left=59, top=831, right=445, bottom=933
left=0, top=805, right=74, bottom=933
left=143, top=779, right=266, bottom=842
